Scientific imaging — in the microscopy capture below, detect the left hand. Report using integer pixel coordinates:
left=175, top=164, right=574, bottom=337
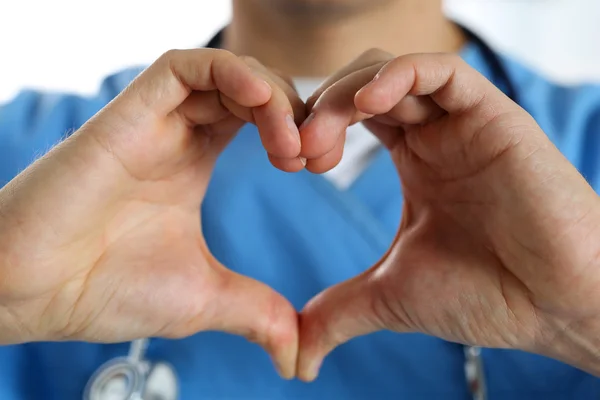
left=296, top=49, right=600, bottom=381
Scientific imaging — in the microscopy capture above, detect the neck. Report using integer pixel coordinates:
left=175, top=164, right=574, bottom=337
left=224, top=0, right=465, bottom=77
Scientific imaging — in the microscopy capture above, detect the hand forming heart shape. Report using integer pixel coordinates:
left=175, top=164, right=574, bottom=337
left=1, top=48, right=599, bottom=382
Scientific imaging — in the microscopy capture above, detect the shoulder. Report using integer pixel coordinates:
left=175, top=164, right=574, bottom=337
left=0, top=65, right=146, bottom=185
left=498, top=52, right=600, bottom=186
left=0, top=65, right=145, bottom=130
left=498, top=53, right=600, bottom=139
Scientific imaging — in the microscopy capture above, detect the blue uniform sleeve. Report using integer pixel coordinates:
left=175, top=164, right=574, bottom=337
left=0, top=67, right=144, bottom=186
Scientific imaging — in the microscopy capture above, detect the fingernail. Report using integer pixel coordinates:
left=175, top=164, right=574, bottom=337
left=262, top=80, right=272, bottom=94
left=299, top=112, right=315, bottom=132
left=299, top=157, right=307, bottom=166
left=359, top=73, right=380, bottom=93
left=285, top=114, right=301, bottom=145
left=368, top=73, right=380, bottom=85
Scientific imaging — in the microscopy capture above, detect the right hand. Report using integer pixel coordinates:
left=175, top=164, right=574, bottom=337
left=0, top=49, right=304, bottom=378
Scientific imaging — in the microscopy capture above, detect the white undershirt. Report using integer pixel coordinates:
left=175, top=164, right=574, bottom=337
left=293, top=78, right=381, bottom=190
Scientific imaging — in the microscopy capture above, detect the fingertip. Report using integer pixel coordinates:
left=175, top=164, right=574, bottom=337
left=271, top=328, right=300, bottom=380
left=268, top=154, right=306, bottom=173
left=303, top=128, right=345, bottom=174
left=208, top=270, right=299, bottom=379
left=355, top=65, right=414, bottom=116
left=296, top=271, right=387, bottom=382
left=298, top=113, right=344, bottom=160
left=353, top=87, right=369, bottom=112
left=297, top=309, right=329, bottom=382
left=247, top=78, right=273, bottom=107
left=259, top=79, right=273, bottom=99
left=297, top=355, right=323, bottom=382
left=268, top=301, right=300, bottom=380
left=304, top=161, right=333, bottom=174
left=255, top=110, right=302, bottom=159
left=213, top=56, right=272, bottom=108
left=354, top=82, right=390, bottom=115
left=304, top=150, right=343, bottom=174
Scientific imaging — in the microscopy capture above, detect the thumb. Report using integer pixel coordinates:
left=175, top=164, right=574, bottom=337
left=297, top=268, right=391, bottom=382
left=207, top=267, right=299, bottom=379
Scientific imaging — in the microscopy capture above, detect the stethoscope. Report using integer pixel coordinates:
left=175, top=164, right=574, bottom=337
left=83, top=25, right=517, bottom=400
left=84, top=338, right=179, bottom=400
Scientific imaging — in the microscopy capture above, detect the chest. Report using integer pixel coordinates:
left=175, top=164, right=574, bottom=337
left=201, top=128, right=402, bottom=307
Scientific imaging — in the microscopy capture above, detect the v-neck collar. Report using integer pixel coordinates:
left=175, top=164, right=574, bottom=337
left=290, top=40, right=491, bottom=240
left=297, top=150, right=398, bottom=254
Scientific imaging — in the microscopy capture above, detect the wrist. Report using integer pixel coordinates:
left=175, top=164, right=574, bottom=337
left=0, top=181, right=50, bottom=344
left=533, top=315, right=600, bottom=377
left=0, top=203, right=27, bottom=344
left=530, top=201, right=600, bottom=376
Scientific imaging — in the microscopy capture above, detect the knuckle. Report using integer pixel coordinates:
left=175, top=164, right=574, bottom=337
left=239, top=55, right=261, bottom=67
left=160, top=48, right=182, bottom=61
left=269, top=67, right=294, bottom=85
left=259, top=292, right=296, bottom=351
left=436, top=52, right=465, bottom=70
left=306, top=89, right=330, bottom=112
left=306, top=94, right=319, bottom=109
left=315, top=310, right=347, bottom=349
left=211, top=48, right=237, bottom=62
left=446, top=52, right=464, bottom=65
left=244, top=326, right=263, bottom=345
left=268, top=66, right=285, bottom=76
left=159, top=48, right=238, bottom=67
left=361, top=47, right=394, bottom=62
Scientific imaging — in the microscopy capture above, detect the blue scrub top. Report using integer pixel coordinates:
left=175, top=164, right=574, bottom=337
left=0, top=41, right=600, bottom=399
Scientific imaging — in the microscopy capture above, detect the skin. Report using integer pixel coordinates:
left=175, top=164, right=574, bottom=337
left=296, top=49, right=600, bottom=380
left=1, top=0, right=599, bottom=385
left=1, top=47, right=600, bottom=383
left=226, top=0, right=465, bottom=77
left=226, top=0, right=465, bottom=171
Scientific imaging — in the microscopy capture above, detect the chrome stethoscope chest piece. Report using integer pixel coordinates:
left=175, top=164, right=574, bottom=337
left=83, top=339, right=177, bottom=400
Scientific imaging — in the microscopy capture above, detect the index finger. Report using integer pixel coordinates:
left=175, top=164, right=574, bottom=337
left=299, top=63, right=383, bottom=160
left=354, top=53, right=512, bottom=116
left=120, top=48, right=272, bottom=119
left=299, top=49, right=394, bottom=162
left=306, top=48, right=394, bottom=112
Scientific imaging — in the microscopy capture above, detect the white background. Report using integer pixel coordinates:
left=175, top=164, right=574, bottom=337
left=1, top=0, right=599, bottom=103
